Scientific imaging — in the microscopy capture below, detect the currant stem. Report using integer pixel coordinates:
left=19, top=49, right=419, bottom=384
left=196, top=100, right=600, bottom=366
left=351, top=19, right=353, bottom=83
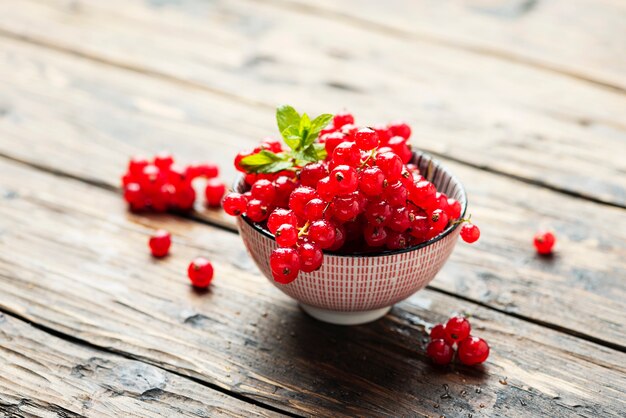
left=360, top=149, right=377, bottom=168
left=298, top=221, right=311, bottom=238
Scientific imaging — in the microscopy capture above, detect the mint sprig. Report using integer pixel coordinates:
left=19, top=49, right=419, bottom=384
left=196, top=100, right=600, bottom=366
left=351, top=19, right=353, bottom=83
left=241, top=105, right=333, bottom=173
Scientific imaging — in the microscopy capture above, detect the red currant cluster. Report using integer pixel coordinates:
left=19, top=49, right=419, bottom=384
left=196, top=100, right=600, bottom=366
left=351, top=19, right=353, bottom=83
left=122, top=152, right=225, bottom=212
left=223, top=108, right=480, bottom=284
left=427, top=316, right=489, bottom=366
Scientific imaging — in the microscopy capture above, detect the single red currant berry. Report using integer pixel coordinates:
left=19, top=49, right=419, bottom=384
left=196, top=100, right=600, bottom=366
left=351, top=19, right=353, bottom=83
left=124, top=182, right=143, bottom=204
left=298, top=242, right=324, bottom=272
left=174, top=184, right=196, bottom=211
left=140, top=164, right=165, bottom=194
left=166, top=164, right=187, bottom=187
left=274, top=175, right=296, bottom=207
left=308, top=220, right=336, bottom=250
left=359, top=167, right=385, bottom=196
left=375, top=152, right=403, bottom=181
left=128, top=156, right=150, bottom=177
left=187, top=257, right=214, bottom=288
left=304, top=198, right=327, bottom=221
left=354, top=127, right=379, bottom=150
left=430, top=209, right=449, bottom=233
left=388, top=121, right=411, bottom=139
left=363, top=225, right=388, bottom=247
left=387, top=206, right=411, bottom=232
left=329, top=165, right=358, bottom=195
left=461, top=224, right=480, bottom=243
left=267, top=208, right=298, bottom=234
left=327, top=224, right=347, bottom=251
left=430, top=324, right=446, bottom=340
left=446, top=198, right=462, bottom=220
left=316, top=176, right=336, bottom=202
left=333, top=111, right=354, bottom=128
left=250, top=179, right=276, bottom=204
left=198, top=163, right=219, bottom=179
left=364, top=199, right=392, bottom=226
left=270, top=248, right=300, bottom=284
left=222, top=192, right=247, bottom=216
left=371, top=125, right=392, bottom=144
left=149, top=229, right=171, bottom=258
left=332, top=141, right=361, bottom=167
left=383, top=181, right=408, bottom=207
left=205, top=179, right=226, bottom=207
left=457, top=336, right=490, bottom=366
left=387, top=136, right=412, bottom=164
left=426, top=339, right=454, bottom=365
left=331, top=194, right=361, bottom=222
left=259, top=137, right=283, bottom=153
left=533, top=230, right=555, bottom=255
left=323, top=132, right=346, bottom=156
left=154, top=152, right=174, bottom=171
left=408, top=180, right=436, bottom=204
left=386, top=231, right=409, bottom=250
left=444, top=316, right=471, bottom=344
left=246, top=199, right=270, bottom=222
left=289, top=186, right=318, bottom=218
left=275, top=224, right=298, bottom=247
left=300, top=162, right=328, bottom=188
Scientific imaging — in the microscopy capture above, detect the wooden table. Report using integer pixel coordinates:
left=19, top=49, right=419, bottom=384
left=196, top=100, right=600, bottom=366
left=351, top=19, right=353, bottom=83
left=0, top=1, right=625, bottom=417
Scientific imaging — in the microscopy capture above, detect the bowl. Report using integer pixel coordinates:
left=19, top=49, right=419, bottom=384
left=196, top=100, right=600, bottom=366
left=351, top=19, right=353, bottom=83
left=235, top=151, right=467, bottom=325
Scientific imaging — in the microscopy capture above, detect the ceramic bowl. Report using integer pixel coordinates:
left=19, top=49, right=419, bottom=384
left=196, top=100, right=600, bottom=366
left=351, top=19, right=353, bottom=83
left=235, top=151, right=467, bottom=325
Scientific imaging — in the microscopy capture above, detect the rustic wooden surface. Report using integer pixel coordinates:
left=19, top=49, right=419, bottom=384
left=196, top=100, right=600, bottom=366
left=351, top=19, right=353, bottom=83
left=0, top=0, right=624, bottom=417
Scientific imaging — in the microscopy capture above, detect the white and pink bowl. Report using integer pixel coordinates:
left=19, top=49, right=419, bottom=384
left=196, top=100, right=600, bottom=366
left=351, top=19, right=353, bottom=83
left=235, top=152, right=467, bottom=325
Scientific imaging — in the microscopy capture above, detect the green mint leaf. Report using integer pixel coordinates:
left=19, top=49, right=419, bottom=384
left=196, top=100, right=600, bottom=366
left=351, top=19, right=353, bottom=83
left=299, top=113, right=311, bottom=149
left=253, top=160, right=294, bottom=174
left=312, top=142, right=327, bottom=160
left=301, top=113, right=332, bottom=148
left=276, top=105, right=300, bottom=136
left=281, top=125, right=301, bottom=151
left=240, top=150, right=282, bottom=168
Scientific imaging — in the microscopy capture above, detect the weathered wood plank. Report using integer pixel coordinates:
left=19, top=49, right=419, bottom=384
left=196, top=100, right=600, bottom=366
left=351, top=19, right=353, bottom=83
left=0, top=37, right=624, bottom=346
left=0, top=157, right=624, bottom=417
left=0, top=0, right=624, bottom=205
left=0, top=314, right=280, bottom=417
left=276, top=0, right=626, bottom=91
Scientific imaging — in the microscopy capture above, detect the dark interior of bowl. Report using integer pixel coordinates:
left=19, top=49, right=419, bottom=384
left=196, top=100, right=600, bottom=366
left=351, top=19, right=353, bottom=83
left=235, top=150, right=467, bottom=257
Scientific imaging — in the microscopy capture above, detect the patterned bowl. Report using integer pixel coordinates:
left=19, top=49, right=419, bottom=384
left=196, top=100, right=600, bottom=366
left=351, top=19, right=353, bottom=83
left=235, top=152, right=467, bottom=325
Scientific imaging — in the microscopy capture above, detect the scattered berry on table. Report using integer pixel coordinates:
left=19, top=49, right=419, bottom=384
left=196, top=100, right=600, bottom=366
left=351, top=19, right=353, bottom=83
left=460, top=223, right=480, bottom=243
left=457, top=336, right=490, bottom=366
left=430, top=324, right=446, bottom=340
left=444, top=316, right=471, bottom=344
left=205, top=178, right=226, bottom=208
left=149, top=229, right=171, bottom=258
left=533, top=230, right=555, bottom=255
left=427, top=339, right=454, bottom=365
left=187, top=257, right=214, bottom=288
left=224, top=106, right=480, bottom=283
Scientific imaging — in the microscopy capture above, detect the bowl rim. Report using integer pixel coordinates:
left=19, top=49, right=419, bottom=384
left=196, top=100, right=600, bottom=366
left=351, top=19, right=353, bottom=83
left=235, top=151, right=467, bottom=258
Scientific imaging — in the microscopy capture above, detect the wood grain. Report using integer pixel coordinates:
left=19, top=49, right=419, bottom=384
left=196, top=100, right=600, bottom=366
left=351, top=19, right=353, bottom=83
left=275, top=0, right=626, bottom=91
left=0, top=37, right=624, bottom=346
left=0, top=157, right=624, bottom=417
left=0, top=0, right=624, bottom=206
left=0, top=314, right=279, bottom=417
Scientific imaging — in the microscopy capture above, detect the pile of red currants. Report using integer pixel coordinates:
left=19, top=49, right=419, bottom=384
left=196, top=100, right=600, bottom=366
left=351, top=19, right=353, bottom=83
left=223, top=106, right=480, bottom=284
left=121, top=152, right=226, bottom=212
left=427, top=316, right=490, bottom=366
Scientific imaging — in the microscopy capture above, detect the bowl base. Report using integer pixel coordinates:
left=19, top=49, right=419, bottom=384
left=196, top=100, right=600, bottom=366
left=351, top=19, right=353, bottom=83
left=300, top=304, right=391, bottom=325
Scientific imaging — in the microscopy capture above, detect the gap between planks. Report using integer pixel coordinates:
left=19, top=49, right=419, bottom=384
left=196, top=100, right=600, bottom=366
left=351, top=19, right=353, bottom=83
left=0, top=29, right=623, bottom=211
left=255, top=0, right=626, bottom=95
left=0, top=306, right=301, bottom=418
left=1, top=151, right=624, bottom=355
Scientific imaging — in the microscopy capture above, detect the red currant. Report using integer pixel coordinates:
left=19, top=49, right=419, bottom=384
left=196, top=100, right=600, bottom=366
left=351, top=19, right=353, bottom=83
left=304, top=198, right=327, bottom=221
left=289, top=186, right=318, bottom=218
left=174, top=184, right=196, bottom=211
left=332, top=141, right=361, bottom=167
left=270, top=248, right=300, bottom=284
left=446, top=198, right=462, bottom=220
left=359, top=167, right=385, bottom=196
left=375, top=152, right=403, bottom=181
left=188, top=257, right=214, bottom=288
left=461, top=224, right=480, bottom=243
left=388, top=121, right=411, bottom=139
left=328, top=224, right=346, bottom=251
left=316, top=176, right=336, bottom=202
left=222, top=192, right=247, bottom=216
left=354, top=127, right=379, bottom=150
left=383, top=181, right=407, bottom=207
left=386, top=231, right=409, bottom=250
left=329, top=165, right=358, bottom=195
left=430, top=209, right=449, bottom=233
left=128, top=156, right=149, bottom=176
left=323, top=132, right=346, bottom=156
left=205, top=179, right=226, bottom=208
left=149, top=229, right=171, bottom=258
left=457, top=336, right=490, bottom=365
left=300, top=162, right=328, bottom=188
left=154, top=152, right=174, bottom=171
left=363, top=225, right=388, bottom=247
left=308, top=220, right=336, bottom=249
left=387, top=207, right=411, bottom=232
left=298, top=242, right=324, bottom=272
left=251, top=179, right=276, bottom=204
left=246, top=199, right=270, bottom=222
left=267, top=208, right=298, bottom=234
left=333, top=111, right=354, bottom=128
left=234, top=150, right=253, bottom=172
left=364, top=199, right=392, bottom=226
left=331, top=194, right=360, bottom=222
left=430, top=324, right=446, bottom=340
left=408, top=180, right=436, bottom=204
left=274, top=175, right=296, bottom=207
left=275, top=224, right=298, bottom=247
left=533, top=230, right=555, bottom=254
left=444, top=316, right=471, bottom=344
left=426, top=339, right=454, bottom=365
